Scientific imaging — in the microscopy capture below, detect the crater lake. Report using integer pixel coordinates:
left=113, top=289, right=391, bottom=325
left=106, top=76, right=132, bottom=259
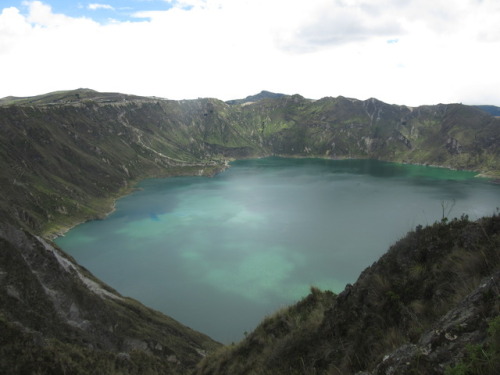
left=55, top=158, right=500, bottom=343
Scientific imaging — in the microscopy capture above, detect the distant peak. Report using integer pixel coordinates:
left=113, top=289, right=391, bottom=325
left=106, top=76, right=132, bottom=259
left=226, top=90, right=286, bottom=105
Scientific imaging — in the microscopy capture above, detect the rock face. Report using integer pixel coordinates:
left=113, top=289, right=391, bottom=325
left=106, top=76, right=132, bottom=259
left=0, top=222, right=219, bottom=374
left=369, top=272, right=499, bottom=375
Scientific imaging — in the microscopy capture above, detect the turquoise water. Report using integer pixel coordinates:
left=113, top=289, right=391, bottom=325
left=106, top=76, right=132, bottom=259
left=56, top=158, right=500, bottom=343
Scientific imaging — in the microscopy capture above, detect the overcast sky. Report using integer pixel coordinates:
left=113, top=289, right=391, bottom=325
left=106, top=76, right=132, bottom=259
left=1, top=0, right=499, bottom=106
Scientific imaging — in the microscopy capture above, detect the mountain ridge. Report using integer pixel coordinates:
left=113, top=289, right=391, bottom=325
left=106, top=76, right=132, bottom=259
left=225, top=90, right=287, bottom=105
left=475, top=105, right=500, bottom=117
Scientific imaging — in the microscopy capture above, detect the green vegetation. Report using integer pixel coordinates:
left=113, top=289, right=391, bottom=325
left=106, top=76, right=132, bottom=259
left=195, top=287, right=336, bottom=375
left=445, top=316, right=500, bottom=375
left=0, top=314, right=183, bottom=375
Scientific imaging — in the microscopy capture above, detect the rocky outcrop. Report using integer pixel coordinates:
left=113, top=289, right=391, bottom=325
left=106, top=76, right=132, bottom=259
left=367, top=272, right=499, bottom=375
left=446, top=136, right=463, bottom=154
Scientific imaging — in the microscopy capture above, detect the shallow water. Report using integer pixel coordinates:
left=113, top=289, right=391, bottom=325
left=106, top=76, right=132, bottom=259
left=56, top=158, right=500, bottom=343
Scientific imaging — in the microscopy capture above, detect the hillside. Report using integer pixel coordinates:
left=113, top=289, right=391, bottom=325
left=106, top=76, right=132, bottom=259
left=0, top=89, right=499, bottom=374
left=195, top=215, right=500, bottom=375
left=0, top=223, right=219, bottom=374
left=475, top=105, right=500, bottom=117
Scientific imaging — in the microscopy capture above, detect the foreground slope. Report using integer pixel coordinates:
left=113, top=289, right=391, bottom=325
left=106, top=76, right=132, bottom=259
left=195, top=215, right=500, bottom=375
left=0, top=222, right=220, bottom=374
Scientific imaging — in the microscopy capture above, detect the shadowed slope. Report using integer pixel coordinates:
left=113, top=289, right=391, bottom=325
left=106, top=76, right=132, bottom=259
left=0, top=222, right=220, bottom=374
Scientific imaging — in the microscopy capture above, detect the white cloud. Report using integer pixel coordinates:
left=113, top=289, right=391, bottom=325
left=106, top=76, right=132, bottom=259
left=0, top=7, right=32, bottom=51
left=0, top=0, right=499, bottom=105
left=88, top=4, right=114, bottom=11
left=164, top=0, right=208, bottom=9
left=21, top=1, right=95, bottom=26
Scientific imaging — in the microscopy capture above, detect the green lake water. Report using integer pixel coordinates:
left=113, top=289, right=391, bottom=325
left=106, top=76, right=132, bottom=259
left=55, top=158, right=500, bottom=343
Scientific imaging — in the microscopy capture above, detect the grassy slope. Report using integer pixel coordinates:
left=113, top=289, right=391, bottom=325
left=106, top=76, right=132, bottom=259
left=0, top=221, right=220, bottom=375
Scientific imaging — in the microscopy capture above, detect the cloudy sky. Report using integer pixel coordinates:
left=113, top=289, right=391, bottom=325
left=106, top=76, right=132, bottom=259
left=1, top=0, right=499, bottom=105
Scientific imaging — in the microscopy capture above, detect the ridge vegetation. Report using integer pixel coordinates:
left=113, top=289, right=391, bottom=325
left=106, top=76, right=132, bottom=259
left=0, top=89, right=499, bottom=374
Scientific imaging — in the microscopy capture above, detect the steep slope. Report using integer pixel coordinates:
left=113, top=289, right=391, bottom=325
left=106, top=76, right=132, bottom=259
left=195, top=215, right=500, bottom=375
left=235, top=95, right=500, bottom=173
left=0, top=92, right=235, bottom=236
left=0, top=222, right=220, bottom=374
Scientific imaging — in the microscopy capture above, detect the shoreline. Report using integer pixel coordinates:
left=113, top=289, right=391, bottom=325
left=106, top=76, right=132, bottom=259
left=262, top=153, right=496, bottom=178
left=44, top=162, right=230, bottom=241
left=44, top=155, right=497, bottom=241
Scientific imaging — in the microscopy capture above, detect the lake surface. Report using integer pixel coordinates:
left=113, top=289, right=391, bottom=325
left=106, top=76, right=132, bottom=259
left=56, top=158, right=500, bottom=343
